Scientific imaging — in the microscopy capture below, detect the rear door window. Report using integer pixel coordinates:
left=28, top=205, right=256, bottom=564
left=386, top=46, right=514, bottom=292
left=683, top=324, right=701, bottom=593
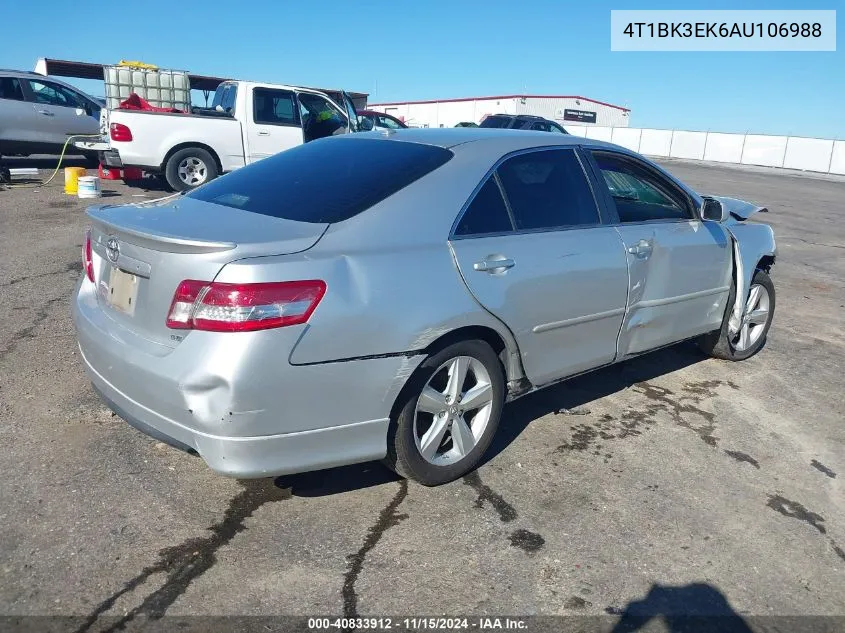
left=0, top=77, right=25, bottom=101
left=25, top=80, right=84, bottom=108
left=454, top=177, right=514, bottom=237
left=253, top=88, right=299, bottom=126
left=497, top=149, right=601, bottom=230
left=188, top=138, right=452, bottom=223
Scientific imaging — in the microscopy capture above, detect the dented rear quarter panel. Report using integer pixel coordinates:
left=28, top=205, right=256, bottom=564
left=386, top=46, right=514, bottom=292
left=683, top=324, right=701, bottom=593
left=213, top=141, right=523, bottom=368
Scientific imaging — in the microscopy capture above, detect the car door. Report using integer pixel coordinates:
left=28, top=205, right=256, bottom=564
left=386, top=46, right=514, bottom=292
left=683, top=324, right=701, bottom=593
left=449, top=148, right=630, bottom=386
left=586, top=149, right=732, bottom=357
left=245, top=87, right=303, bottom=163
left=0, top=76, right=40, bottom=150
left=298, top=91, right=351, bottom=142
left=23, top=78, right=98, bottom=146
left=340, top=91, right=359, bottom=132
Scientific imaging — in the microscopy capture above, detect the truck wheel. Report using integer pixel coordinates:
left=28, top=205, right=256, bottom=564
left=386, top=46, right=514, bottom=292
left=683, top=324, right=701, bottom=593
left=164, top=147, right=218, bottom=192
left=698, top=269, right=775, bottom=361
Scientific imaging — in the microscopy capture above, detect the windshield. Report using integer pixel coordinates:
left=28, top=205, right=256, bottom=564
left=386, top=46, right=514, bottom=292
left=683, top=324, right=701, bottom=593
left=187, top=138, right=453, bottom=223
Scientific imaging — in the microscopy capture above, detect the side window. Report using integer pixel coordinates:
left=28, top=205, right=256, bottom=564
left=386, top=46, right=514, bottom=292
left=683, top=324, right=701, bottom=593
left=496, top=149, right=601, bottom=231
left=590, top=151, right=693, bottom=222
left=530, top=121, right=551, bottom=132
left=0, top=77, right=25, bottom=101
left=549, top=123, right=567, bottom=134
left=299, top=92, right=346, bottom=124
left=26, top=80, right=82, bottom=108
left=454, top=177, right=514, bottom=237
left=253, top=88, right=299, bottom=126
left=377, top=115, right=402, bottom=130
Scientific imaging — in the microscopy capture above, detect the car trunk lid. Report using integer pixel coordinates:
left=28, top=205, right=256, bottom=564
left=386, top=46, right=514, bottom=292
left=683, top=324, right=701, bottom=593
left=86, top=196, right=328, bottom=347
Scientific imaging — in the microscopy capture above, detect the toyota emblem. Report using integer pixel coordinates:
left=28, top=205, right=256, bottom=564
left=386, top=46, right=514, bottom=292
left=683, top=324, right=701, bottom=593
left=106, top=237, right=120, bottom=263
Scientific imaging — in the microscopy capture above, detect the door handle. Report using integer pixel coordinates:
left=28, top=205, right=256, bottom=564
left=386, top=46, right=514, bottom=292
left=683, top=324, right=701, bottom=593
left=627, top=240, right=653, bottom=259
left=257, top=130, right=270, bottom=136
left=473, top=257, right=515, bottom=273
left=37, top=110, right=55, bottom=116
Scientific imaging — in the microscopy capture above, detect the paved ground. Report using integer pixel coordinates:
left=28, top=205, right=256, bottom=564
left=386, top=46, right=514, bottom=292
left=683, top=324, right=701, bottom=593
left=0, top=157, right=843, bottom=629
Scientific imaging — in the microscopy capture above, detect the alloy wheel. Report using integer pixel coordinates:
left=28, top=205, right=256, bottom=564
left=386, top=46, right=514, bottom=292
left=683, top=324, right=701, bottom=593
left=413, top=356, right=494, bottom=466
left=732, top=283, right=771, bottom=352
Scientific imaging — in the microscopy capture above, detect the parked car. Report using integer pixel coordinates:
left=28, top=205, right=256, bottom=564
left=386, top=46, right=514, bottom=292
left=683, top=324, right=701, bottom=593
left=73, top=129, right=776, bottom=486
left=102, top=80, right=360, bottom=191
left=0, top=69, right=101, bottom=158
left=480, top=113, right=568, bottom=133
left=455, top=122, right=478, bottom=128
left=358, top=109, right=407, bottom=131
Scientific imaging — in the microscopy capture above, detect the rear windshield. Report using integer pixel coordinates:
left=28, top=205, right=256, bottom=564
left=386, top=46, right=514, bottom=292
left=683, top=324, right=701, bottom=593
left=187, top=138, right=453, bottom=223
left=479, top=116, right=513, bottom=129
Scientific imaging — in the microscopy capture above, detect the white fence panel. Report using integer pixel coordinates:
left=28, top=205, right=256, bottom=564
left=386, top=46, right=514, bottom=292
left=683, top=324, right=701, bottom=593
left=585, top=126, right=613, bottom=142
left=546, top=123, right=840, bottom=174
left=639, top=129, right=673, bottom=157
left=611, top=127, right=642, bottom=152
left=741, top=135, right=788, bottom=167
left=703, top=133, right=745, bottom=163
left=830, top=141, right=845, bottom=175
left=782, top=137, right=835, bottom=173
left=669, top=131, right=707, bottom=160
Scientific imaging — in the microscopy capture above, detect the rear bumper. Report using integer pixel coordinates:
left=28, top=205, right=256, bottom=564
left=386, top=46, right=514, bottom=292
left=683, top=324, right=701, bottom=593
left=73, top=279, right=421, bottom=478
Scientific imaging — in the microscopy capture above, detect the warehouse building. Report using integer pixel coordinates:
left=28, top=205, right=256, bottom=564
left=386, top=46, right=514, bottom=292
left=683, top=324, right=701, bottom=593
left=368, top=94, right=630, bottom=129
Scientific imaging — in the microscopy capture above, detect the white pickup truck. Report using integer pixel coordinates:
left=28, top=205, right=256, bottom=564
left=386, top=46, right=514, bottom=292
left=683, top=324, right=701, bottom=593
left=101, top=80, right=360, bottom=191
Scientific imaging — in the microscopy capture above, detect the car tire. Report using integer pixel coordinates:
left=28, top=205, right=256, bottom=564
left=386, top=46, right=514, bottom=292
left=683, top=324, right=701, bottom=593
left=164, top=147, right=218, bottom=192
left=699, top=269, right=775, bottom=361
left=384, top=340, right=505, bottom=486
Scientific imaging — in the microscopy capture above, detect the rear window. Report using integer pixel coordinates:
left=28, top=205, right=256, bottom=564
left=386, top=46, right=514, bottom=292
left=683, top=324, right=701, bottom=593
left=479, top=116, right=513, bottom=129
left=187, top=138, right=453, bottom=223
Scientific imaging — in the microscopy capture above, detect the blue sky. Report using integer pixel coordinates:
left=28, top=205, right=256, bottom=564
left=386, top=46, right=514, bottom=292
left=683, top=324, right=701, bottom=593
left=4, top=0, right=842, bottom=137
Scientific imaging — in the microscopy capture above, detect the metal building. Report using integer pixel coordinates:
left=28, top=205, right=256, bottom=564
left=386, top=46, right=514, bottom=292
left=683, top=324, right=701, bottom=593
left=368, top=94, right=630, bottom=129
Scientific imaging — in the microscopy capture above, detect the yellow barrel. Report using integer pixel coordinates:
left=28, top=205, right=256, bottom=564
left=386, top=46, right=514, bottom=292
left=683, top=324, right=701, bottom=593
left=64, top=167, right=87, bottom=194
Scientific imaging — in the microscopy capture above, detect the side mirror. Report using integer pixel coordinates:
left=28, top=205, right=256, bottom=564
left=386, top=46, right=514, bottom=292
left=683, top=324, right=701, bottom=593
left=701, top=197, right=728, bottom=222
left=359, top=117, right=374, bottom=131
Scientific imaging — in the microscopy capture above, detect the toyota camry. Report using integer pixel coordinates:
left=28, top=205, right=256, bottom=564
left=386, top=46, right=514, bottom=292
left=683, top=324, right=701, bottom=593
left=73, top=128, right=776, bottom=485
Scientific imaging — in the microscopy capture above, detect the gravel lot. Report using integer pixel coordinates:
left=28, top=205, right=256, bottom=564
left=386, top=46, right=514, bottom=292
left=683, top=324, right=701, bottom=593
left=0, top=156, right=843, bottom=630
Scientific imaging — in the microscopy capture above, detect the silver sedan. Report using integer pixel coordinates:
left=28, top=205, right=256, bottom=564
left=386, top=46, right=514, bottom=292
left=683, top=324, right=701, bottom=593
left=72, top=129, right=776, bottom=485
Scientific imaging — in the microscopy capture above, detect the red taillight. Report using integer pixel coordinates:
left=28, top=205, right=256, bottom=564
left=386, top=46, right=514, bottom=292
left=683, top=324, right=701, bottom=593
left=166, top=280, right=326, bottom=332
left=110, top=122, right=133, bottom=142
left=83, top=229, right=94, bottom=282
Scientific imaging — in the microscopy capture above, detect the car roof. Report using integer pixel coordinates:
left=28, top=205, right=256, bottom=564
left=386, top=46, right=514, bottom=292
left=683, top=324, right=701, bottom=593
left=0, top=69, right=41, bottom=75
left=0, top=69, right=92, bottom=92
left=351, top=127, right=613, bottom=151
left=358, top=109, right=401, bottom=118
left=487, top=113, right=543, bottom=119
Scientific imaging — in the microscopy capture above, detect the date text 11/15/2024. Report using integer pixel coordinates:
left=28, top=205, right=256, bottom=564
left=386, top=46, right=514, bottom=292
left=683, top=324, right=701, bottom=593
left=307, top=617, right=528, bottom=630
